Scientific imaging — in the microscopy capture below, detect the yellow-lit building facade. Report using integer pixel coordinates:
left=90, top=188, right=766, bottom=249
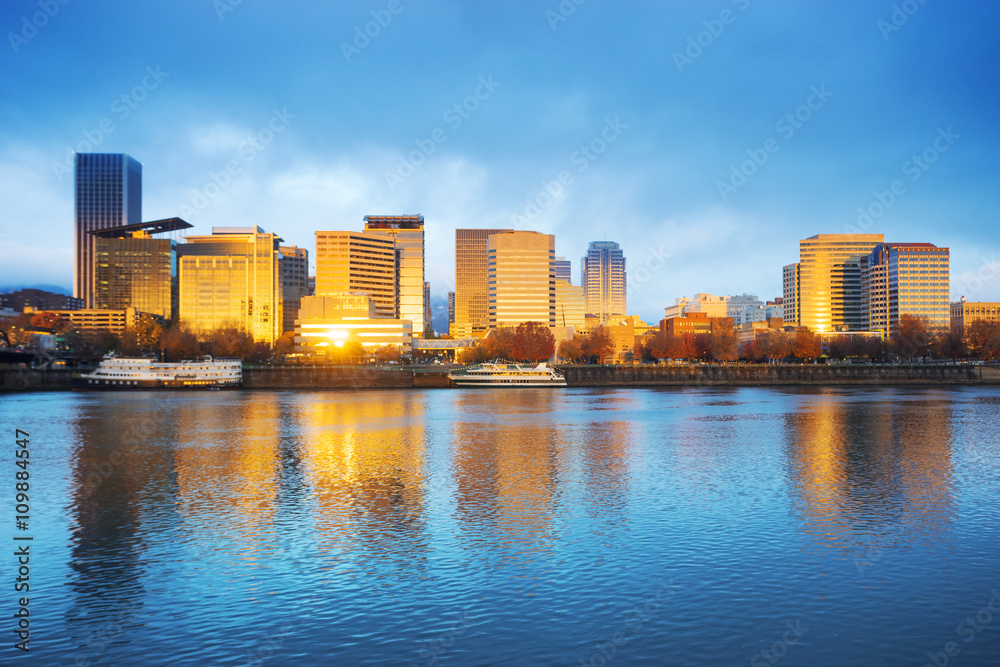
left=453, top=228, right=512, bottom=338
left=315, top=231, right=397, bottom=319
left=279, top=245, right=309, bottom=334
left=488, top=231, right=555, bottom=328
left=951, top=298, right=1000, bottom=331
left=294, top=294, right=413, bottom=356
left=177, top=227, right=283, bottom=345
left=798, top=233, right=884, bottom=333
left=782, top=263, right=800, bottom=326
left=363, top=215, right=425, bottom=337
left=554, top=279, right=586, bottom=332
left=864, top=242, right=950, bottom=336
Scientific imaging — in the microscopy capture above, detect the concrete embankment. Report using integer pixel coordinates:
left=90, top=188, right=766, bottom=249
left=2, top=364, right=998, bottom=392
left=560, top=364, right=1000, bottom=386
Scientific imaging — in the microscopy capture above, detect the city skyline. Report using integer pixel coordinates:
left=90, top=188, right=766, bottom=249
left=3, top=2, right=999, bottom=325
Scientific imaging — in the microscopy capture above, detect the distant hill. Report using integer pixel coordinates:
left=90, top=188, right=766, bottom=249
left=0, top=284, right=73, bottom=295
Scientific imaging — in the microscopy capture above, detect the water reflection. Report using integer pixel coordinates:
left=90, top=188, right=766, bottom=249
left=786, top=389, right=954, bottom=554
left=299, top=392, right=429, bottom=573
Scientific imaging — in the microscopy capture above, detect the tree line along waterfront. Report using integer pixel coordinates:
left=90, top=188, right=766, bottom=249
left=4, top=309, right=1000, bottom=368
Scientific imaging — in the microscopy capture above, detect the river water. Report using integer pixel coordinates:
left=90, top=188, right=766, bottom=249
left=2, top=386, right=1000, bottom=666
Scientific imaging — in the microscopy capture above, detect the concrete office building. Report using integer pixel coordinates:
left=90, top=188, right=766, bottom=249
left=363, top=215, right=425, bottom=337
left=453, top=228, right=513, bottom=337
left=664, top=293, right=729, bottom=320
left=554, top=279, right=586, bottom=332
left=92, top=217, right=191, bottom=321
left=863, top=242, right=950, bottom=336
left=796, top=234, right=884, bottom=333
left=488, top=231, right=555, bottom=328
left=279, top=245, right=309, bottom=334
left=951, top=298, right=1000, bottom=331
left=177, top=227, right=283, bottom=345
left=75, top=153, right=142, bottom=307
left=726, top=294, right=766, bottom=327
left=782, top=264, right=800, bottom=326
left=582, top=241, right=626, bottom=320
left=555, top=257, right=572, bottom=283
left=315, top=231, right=397, bottom=319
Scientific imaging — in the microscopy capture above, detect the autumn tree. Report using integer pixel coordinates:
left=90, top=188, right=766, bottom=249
left=29, top=311, right=70, bottom=332
left=792, top=330, right=821, bottom=360
left=204, top=324, right=254, bottom=358
left=512, top=321, right=555, bottom=362
left=376, top=344, right=401, bottom=364
left=483, top=326, right=516, bottom=360
left=966, top=321, right=1000, bottom=359
left=582, top=326, right=613, bottom=364
left=558, top=337, right=584, bottom=362
left=707, top=324, right=737, bottom=362
left=936, top=329, right=968, bottom=362
left=273, top=331, right=296, bottom=360
left=120, top=314, right=163, bottom=355
left=162, top=324, right=201, bottom=361
left=893, top=315, right=931, bottom=360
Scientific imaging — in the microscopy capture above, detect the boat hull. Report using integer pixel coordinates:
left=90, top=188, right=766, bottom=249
left=72, top=376, right=241, bottom=390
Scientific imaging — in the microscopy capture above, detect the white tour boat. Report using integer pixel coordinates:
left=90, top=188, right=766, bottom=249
left=73, top=355, right=242, bottom=390
left=448, top=362, right=567, bottom=387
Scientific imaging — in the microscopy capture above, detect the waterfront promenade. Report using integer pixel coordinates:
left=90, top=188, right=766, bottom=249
left=2, top=363, right=998, bottom=391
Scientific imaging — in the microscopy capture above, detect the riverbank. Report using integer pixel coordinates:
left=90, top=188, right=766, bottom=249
left=2, top=363, right=999, bottom=392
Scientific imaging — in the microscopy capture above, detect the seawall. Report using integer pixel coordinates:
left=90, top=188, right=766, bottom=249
left=560, top=364, right=1000, bottom=386
left=1, top=364, right=998, bottom=392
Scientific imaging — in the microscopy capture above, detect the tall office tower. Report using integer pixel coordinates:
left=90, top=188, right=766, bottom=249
left=363, top=215, right=425, bottom=337
left=797, top=234, right=883, bottom=333
left=423, top=282, right=432, bottom=336
left=453, top=228, right=513, bottom=337
left=782, top=263, right=800, bottom=326
left=864, top=242, right=950, bottom=337
left=314, top=231, right=397, bottom=318
left=554, top=279, right=586, bottom=331
left=75, top=153, right=142, bottom=307
left=447, top=292, right=455, bottom=334
left=488, top=231, right=555, bottom=328
left=92, top=217, right=191, bottom=320
left=582, top=241, right=626, bottom=321
left=279, top=245, right=309, bottom=334
left=177, top=227, right=284, bottom=345
left=554, top=257, right=572, bottom=283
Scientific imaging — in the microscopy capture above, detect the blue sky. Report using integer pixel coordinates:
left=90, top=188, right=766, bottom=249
left=2, top=0, right=999, bottom=324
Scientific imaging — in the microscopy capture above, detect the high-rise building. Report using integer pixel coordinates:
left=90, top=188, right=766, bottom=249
left=782, top=263, right=800, bottom=326
left=554, top=279, right=585, bottom=331
left=91, top=217, right=191, bottom=320
left=279, top=245, right=309, bottom=334
left=363, top=215, right=425, bottom=337
left=423, top=282, right=432, bottom=337
left=314, top=231, right=397, bottom=318
left=555, top=257, right=572, bottom=283
left=864, top=242, right=950, bottom=336
left=797, top=234, right=883, bottom=333
left=75, top=153, right=142, bottom=307
left=582, top=241, right=626, bottom=321
left=726, top=294, right=766, bottom=326
left=177, top=227, right=284, bottom=345
left=453, top=228, right=512, bottom=337
left=447, top=292, right=455, bottom=334
left=488, top=231, right=555, bottom=328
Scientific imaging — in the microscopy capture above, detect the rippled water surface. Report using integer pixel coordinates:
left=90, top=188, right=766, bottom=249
left=3, top=386, right=1000, bottom=665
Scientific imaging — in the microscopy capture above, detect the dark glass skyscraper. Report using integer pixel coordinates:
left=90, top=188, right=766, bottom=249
left=582, top=241, right=626, bottom=321
left=75, top=153, right=142, bottom=307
